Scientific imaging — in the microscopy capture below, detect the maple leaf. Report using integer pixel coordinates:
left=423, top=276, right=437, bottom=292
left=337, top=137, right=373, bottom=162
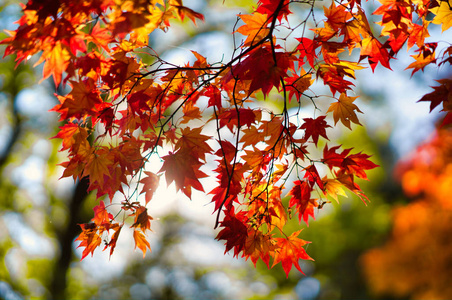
left=242, top=147, right=271, bottom=177
left=140, top=171, right=159, bottom=204
left=36, top=41, right=71, bottom=87
left=342, top=19, right=367, bottom=44
left=360, top=37, right=391, bottom=71
left=204, top=85, right=222, bottom=110
left=88, top=23, right=112, bottom=51
left=247, top=184, right=287, bottom=231
left=170, top=0, right=205, bottom=25
left=296, top=38, right=318, bottom=68
left=285, top=71, right=313, bottom=102
left=335, top=170, right=369, bottom=203
left=418, top=79, right=452, bottom=112
left=407, top=23, right=430, bottom=49
left=133, top=230, right=151, bottom=258
left=218, top=108, right=261, bottom=132
left=301, top=116, right=331, bottom=145
left=431, top=0, right=452, bottom=32
left=57, top=79, right=104, bottom=119
left=342, top=152, right=379, bottom=180
left=174, top=127, right=213, bottom=161
left=317, top=61, right=365, bottom=95
left=312, top=22, right=337, bottom=42
left=243, top=229, right=275, bottom=268
left=256, top=0, right=292, bottom=22
left=304, top=165, right=324, bottom=190
left=324, top=1, right=353, bottom=31
left=92, top=201, right=113, bottom=226
left=327, top=93, right=363, bottom=129
left=323, top=178, right=347, bottom=202
left=84, top=149, right=113, bottom=187
left=159, top=149, right=207, bottom=198
left=236, top=13, right=270, bottom=47
left=52, top=123, right=89, bottom=152
left=405, top=43, right=437, bottom=76
left=272, top=230, right=313, bottom=277
left=288, top=180, right=317, bottom=226
left=322, top=144, right=347, bottom=169
left=76, top=223, right=102, bottom=260
left=216, top=208, right=249, bottom=257
left=104, top=224, right=122, bottom=257
left=224, top=45, right=293, bottom=97
left=131, top=206, right=153, bottom=232
left=59, top=158, right=86, bottom=181
left=240, top=126, right=263, bottom=148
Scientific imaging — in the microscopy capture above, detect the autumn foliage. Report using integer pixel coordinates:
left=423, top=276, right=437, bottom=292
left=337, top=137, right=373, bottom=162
left=361, top=126, right=452, bottom=299
left=2, top=0, right=451, bottom=277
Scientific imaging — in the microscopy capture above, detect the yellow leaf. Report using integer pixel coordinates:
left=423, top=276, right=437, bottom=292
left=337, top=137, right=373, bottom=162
left=431, top=0, right=452, bottom=32
left=323, top=178, right=347, bottom=202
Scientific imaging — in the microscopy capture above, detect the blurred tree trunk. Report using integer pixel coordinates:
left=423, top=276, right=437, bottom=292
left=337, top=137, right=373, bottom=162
left=50, top=177, right=90, bottom=299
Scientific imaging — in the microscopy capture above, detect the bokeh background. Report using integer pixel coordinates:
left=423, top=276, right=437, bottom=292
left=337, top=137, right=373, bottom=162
left=1, top=0, right=452, bottom=299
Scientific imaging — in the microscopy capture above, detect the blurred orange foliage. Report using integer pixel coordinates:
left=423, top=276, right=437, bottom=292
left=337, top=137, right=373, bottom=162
left=361, top=126, right=452, bottom=299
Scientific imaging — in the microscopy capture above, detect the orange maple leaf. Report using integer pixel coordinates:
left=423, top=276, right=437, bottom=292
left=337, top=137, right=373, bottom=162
left=272, top=230, right=313, bottom=277
left=131, top=206, right=153, bottom=232
left=324, top=1, right=353, bottom=31
left=84, top=149, right=114, bottom=187
left=236, top=13, right=270, bottom=47
left=92, top=201, right=113, bottom=226
left=327, top=93, right=363, bottom=129
left=76, top=223, right=102, bottom=260
left=52, top=123, right=89, bottom=152
left=104, top=224, right=122, bottom=257
left=39, top=41, right=71, bottom=87
left=133, top=230, right=151, bottom=258
left=405, top=43, right=437, bottom=76
left=243, top=228, right=275, bottom=268
left=174, top=127, right=213, bottom=161
left=323, top=178, right=347, bottom=202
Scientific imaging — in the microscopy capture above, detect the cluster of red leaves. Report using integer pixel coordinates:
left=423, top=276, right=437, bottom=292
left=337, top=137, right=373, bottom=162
left=2, top=0, right=449, bottom=277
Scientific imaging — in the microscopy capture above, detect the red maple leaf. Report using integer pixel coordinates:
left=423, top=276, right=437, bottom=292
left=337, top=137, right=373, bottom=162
left=159, top=149, right=207, bottom=198
left=256, top=0, right=292, bottom=22
left=296, top=37, right=318, bottom=68
left=288, top=180, right=317, bottom=226
left=140, top=171, right=159, bottom=204
left=301, top=116, right=331, bottom=145
left=224, top=44, right=293, bottom=97
left=216, top=208, right=249, bottom=257
left=418, top=79, right=452, bottom=112
left=360, top=37, right=392, bottom=71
